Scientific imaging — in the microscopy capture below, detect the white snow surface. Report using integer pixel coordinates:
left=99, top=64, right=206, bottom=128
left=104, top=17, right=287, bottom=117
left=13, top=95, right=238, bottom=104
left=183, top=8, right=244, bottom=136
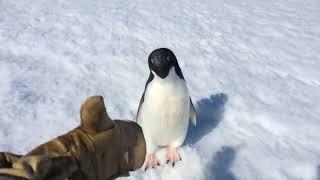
left=0, top=0, right=320, bottom=179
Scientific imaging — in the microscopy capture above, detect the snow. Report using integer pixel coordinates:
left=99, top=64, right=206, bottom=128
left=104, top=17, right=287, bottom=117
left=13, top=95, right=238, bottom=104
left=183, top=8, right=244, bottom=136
left=0, top=0, right=320, bottom=179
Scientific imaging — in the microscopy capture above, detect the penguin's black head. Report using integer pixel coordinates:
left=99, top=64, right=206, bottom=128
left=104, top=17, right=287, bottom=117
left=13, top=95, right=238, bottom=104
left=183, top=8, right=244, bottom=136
left=148, top=48, right=182, bottom=79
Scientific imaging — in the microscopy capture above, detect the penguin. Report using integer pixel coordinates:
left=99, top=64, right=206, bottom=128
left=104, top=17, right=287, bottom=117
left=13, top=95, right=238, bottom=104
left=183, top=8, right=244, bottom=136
left=136, top=48, right=196, bottom=170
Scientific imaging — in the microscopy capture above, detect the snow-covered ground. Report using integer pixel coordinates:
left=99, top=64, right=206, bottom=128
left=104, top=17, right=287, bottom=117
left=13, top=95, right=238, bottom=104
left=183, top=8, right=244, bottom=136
left=0, top=0, right=320, bottom=179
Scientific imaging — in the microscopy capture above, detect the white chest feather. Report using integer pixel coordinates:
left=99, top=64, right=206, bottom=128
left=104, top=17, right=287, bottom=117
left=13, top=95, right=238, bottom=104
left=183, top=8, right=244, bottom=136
left=138, top=67, right=190, bottom=146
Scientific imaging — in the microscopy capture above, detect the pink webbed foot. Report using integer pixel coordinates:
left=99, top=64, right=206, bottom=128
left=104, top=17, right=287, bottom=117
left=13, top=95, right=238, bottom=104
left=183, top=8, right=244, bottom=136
left=166, top=146, right=182, bottom=167
left=144, top=153, right=160, bottom=171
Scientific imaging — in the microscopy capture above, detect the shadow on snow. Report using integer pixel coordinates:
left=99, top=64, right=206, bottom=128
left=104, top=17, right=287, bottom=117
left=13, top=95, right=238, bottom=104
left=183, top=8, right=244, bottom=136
left=184, top=93, right=228, bottom=145
left=184, top=93, right=237, bottom=180
left=208, top=146, right=237, bottom=180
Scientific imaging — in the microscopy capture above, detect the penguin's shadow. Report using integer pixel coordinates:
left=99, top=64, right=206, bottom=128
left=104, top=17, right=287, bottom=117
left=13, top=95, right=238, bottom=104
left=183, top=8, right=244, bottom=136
left=317, top=165, right=320, bottom=180
left=184, top=93, right=228, bottom=145
left=208, top=146, right=237, bottom=180
left=184, top=93, right=236, bottom=180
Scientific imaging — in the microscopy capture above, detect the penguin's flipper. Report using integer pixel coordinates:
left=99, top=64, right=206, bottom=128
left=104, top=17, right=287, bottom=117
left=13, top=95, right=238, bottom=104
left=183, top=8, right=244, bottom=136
left=136, top=93, right=145, bottom=122
left=136, top=72, right=154, bottom=122
left=189, top=98, right=197, bottom=126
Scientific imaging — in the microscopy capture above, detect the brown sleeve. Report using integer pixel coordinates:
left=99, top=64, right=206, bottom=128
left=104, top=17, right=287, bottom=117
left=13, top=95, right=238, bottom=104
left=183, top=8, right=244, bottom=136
left=0, top=155, right=78, bottom=180
left=0, top=152, right=22, bottom=167
left=26, top=133, right=74, bottom=157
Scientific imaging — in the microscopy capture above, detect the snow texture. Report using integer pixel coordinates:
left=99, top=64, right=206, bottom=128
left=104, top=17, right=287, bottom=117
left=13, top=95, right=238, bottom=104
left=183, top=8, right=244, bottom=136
left=0, top=0, right=320, bottom=179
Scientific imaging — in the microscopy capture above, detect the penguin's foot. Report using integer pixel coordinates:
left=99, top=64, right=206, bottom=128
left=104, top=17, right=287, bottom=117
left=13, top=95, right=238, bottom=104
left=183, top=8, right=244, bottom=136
left=144, top=154, right=160, bottom=171
left=166, top=146, right=181, bottom=167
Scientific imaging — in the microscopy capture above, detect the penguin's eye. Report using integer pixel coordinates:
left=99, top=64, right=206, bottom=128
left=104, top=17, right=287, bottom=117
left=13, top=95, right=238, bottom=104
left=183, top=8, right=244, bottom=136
left=150, top=58, right=154, bottom=64
left=167, top=56, right=170, bottom=61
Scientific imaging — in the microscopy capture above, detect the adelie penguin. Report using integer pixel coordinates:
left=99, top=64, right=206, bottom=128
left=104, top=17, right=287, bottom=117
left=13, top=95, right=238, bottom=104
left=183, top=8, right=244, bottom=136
left=136, top=48, right=197, bottom=170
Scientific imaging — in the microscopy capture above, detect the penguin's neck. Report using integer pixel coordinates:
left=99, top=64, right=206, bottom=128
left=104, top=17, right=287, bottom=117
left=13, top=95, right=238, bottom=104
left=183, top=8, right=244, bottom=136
left=148, top=66, right=188, bottom=100
left=152, top=67, right=183, bottom=83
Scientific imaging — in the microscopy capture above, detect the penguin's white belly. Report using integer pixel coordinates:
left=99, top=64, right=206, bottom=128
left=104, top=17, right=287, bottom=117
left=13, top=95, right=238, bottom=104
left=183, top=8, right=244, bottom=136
left=138, top=74, right=190, bottom=147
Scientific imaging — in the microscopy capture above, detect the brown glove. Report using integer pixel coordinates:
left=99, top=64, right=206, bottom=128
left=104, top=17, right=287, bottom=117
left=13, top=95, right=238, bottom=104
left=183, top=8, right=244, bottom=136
left=0, top=96, right=146, bottom=180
